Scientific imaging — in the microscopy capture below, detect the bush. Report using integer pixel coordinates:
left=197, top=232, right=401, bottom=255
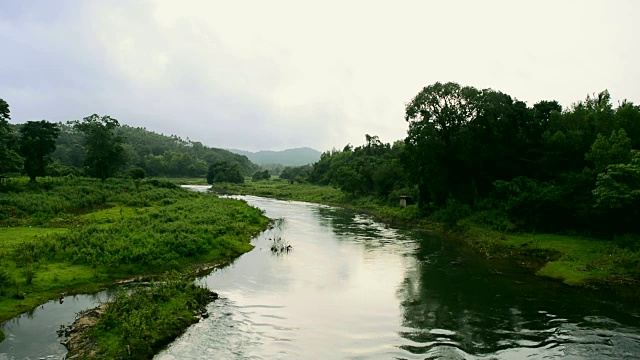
left=431, top=199, right=471, bottom=230
left=129, top=167, right=146, bottom=180
left=471, top=210, right=517, bottom=232
left=88, top=274, right=216, bottom=358
left=252, top=170, right=271, bottom=182
left=0, top=267, right=12, bottom=295
left=613, top=234, right=640, bottom=252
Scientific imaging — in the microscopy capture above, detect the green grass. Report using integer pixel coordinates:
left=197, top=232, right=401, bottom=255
left=164, top=177, right=210, bottom=185
left=79, top=206, right=145, bottom=225
left=462, top=223, right=640, bottom=286
left=0, top=177, right=270, bottom=326
left=0, top=226, right=68, bottom=245
left=77, top=274, right=215, bottom=359
left=218, top=179, right=346, bottom=203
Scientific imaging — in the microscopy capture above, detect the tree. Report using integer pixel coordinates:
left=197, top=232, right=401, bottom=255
left=592, top=151, right=640, bottom=210
left=0, top=98, right=23, bottom=175
left=70, top=114, right=127, bottom=181
left=18, top=120, right=60, bottom=182
left=585, top=129, right=632, bottom=174
left=404, top=82, right=481, bottom=206
left=252, top=170, right=271, bottom=182
left=332, top=166, right=363, bottom=198
left=281, top=165, right=311, bottom=183
left=206, top=161, right=244, bottom=184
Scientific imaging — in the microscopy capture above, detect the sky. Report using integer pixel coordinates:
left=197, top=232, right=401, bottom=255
left=1, top=1, right=638, bottom=152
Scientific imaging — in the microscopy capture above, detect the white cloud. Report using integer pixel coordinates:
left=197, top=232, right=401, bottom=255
left=1, top=0, right=639, bottom=151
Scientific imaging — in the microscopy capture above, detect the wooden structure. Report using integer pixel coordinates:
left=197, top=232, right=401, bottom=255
left=399, top=195, right=412, bottom=208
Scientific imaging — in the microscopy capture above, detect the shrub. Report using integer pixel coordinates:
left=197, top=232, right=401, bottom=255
left=129, top=167, right=146, bottom=180
left=431, top=199, right=471, bottom=230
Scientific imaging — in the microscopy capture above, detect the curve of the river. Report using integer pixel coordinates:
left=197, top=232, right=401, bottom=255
left=2, top=188, right=640, bottom=359
left=157, top=190, right=640, bottom=359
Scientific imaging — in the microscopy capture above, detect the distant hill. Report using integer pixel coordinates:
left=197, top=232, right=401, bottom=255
left=228, top=147, right=322, bottom=166
left=47, top=123, right=258, bottom=177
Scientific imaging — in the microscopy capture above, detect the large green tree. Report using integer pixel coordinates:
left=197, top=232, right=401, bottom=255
left=71, top=114, right=127, bottom=181
left=404, top=82, right=482, bottom=206
left=0, top=98, right=23, bottom=175
left=206, top=161, right=244, bottom=184
left=18, top=120, right=60, bottom=182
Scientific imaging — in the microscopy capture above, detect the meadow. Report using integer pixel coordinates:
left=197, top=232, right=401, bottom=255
left=0, top=177, right=270, bottom=346
left=69, top=273, right=216, bottom=359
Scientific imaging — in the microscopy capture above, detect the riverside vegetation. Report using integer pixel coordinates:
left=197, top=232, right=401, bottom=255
left=212, top=83, right=640, bottom=288
left=219, top=178, right=640, bottom=287
left=0, top=177, right=269, bottom=353
left=2, top=82, right=640, bottom=353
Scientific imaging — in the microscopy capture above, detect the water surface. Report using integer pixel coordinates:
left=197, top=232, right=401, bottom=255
left=2, top=189, right=639, bottom=359
left=157, top=191, right=640, bottom=359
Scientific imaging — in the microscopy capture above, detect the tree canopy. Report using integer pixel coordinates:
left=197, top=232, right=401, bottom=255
left=207, top=161, right=244, bottom=184
left=0, top=98, right=22, bottom=175
left=18, top=120, right=60, bottom=182
left=70, top=114, right=127, bottom=181
left=296, top=82, right=640, bottom=236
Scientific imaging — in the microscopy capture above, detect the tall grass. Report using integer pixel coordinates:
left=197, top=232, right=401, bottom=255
left=83, top=274, right=216, bottom=359
left=0, top=177, right=270, bottom=324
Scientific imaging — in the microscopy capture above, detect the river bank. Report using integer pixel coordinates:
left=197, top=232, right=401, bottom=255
left=0, top=177, right=270, bottom=352
left=210, top=179, right=640, bottom=288
left=62, top=275, right=219, bottom=359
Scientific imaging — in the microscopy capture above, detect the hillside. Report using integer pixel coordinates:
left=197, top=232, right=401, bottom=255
left=49, top=124, right=257, bottom=177
left=228, top=147, right=321, bottom=166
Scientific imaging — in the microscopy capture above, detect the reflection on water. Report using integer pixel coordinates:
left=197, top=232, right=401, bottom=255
left=157, top=192, right=640, bottom=359
left=0, top=292, right=110, bottom=360
left=2, top=188, right=640, bottom=359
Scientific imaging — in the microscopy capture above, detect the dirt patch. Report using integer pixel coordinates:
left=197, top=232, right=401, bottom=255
left=60, top=304, right=108, bottom=359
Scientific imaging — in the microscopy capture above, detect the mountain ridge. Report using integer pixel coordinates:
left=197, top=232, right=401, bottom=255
left=227, top=147, right=321, bottom=166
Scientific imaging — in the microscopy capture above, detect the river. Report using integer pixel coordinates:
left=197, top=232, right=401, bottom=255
left=2, top=189, right=640, bottom=359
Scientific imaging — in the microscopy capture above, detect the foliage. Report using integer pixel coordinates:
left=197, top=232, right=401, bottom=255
left=0, top=98, right=22, bottom=175
left=280, top=165, right=311, bottom=183
left=87, top=274, right=215, bottom=359
left=18, top=120, right=60, bottom=182
left=252, top=169, right=271, bottom=182
left=0, top=177, right=269, bottom=324
left=207, top=161, right=244, bottom=184
left=51, top=123, right=257, bottom=178
left=307, top=135, right=409, bottom=200
left=129, top=166, right=146, bottom=180
left=0, top=267, right=11, bottom=295
left=70, top=114, right=127, bottom=181
left=430, top=199, right=472, bottom=230
left=585, top=129, right=632, bottom=173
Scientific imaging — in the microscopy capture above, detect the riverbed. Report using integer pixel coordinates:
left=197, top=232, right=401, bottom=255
left=2, top=189, right=640, bottom=359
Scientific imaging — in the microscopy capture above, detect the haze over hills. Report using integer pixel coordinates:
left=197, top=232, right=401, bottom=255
left=228, top=147, right=322, bottom=166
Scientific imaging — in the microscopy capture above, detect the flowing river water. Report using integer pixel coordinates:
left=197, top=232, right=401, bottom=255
left=1, top=187, right=640, bottom=359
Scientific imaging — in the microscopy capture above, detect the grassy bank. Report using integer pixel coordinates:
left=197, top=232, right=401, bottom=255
left=66, top=274, right=217, bottom=359
left=216, top=180, right=426, bottom=225
left=217, top=178, right=640, bottom=287
left=0, top=177, right=270, bottom=344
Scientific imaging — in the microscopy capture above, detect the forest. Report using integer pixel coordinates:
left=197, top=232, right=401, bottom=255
left=277, top=82, right=640, bottom=240
left=0, top=105, right=256, bottom=182
left=3, top=83, right=640, bottom=239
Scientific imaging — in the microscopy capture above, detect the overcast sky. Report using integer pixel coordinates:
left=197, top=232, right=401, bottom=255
left=1, top=1, right=638, bottom=151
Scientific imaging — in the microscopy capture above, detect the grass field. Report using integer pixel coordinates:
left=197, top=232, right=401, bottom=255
left=0, top=177, right=270, bottom=341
